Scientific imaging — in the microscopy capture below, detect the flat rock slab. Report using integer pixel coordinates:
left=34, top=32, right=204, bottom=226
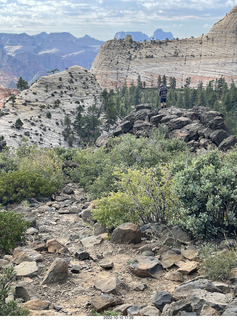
left=81, top=235, right=103, bottom=248
left=94, top=277, right=121, bottom=294
left=176, top=260, right=199, bottom=274
left=91, top=294, right=123, bottom=312
left=181, top=247, right=199, bottom=260
left=129, top=256, right=163, bottom=278
left=14, top=261, right=38, bottom=278
left=12, top=247, right=43, bottom=264
left=160, top=250, right=182, bottom=268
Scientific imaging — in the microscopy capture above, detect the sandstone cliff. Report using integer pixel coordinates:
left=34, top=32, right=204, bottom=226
left=91, top=6, right=237, bottom=90
left=0, top=66, right=102, bottom=149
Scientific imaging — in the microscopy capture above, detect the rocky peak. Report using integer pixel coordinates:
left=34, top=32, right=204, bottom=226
left=0, top=65, right=102, bottom=148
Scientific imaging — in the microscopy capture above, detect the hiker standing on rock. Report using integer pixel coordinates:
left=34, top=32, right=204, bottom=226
left=159, top=83, right=168, bottom=108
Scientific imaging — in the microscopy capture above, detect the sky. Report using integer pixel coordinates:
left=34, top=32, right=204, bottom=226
left=0, top=0, right=236, bottom=41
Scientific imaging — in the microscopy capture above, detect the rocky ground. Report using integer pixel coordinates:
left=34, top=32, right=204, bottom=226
left=1, top=183, right=237, bottom=316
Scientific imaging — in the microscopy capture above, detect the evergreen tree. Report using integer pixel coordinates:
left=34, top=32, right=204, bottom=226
left=169, top=77, right=176, bottom=89
left=157, top=75, right=162, bottom=88
left=16, top=77, right=29, bottom=91
left=162, top=75, right=167, bottom=86
left=185, top=77, right=191, bottom=88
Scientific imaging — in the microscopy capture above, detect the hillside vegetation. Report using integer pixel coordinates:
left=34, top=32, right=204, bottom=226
left=1, top=123, right=237, bottom=241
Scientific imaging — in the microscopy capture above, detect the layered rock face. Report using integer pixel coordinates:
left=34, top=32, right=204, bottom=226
left=0, top=66, right=102, bottom=148
left=96, top=105, right=236, bottom=152
left=91, top=6, right=237, bottom=90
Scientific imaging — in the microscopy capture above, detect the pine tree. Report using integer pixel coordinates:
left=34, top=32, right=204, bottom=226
left=16, top=77, right=29, bottom=91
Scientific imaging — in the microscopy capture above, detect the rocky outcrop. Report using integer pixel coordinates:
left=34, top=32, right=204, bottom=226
left=0, top=65, right=102, bottom=148
left=91, top=6, right=237, bottom=90
left=96, top=105, right=236, bottom=152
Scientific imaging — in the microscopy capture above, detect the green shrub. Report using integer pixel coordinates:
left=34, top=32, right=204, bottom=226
left=0, top=170, right=57, bottom=204
left=93, top=166, right=175, bottom=228
left=199, top=247, right=237, bottom=281
left=0, top=267, right=29, bottom=315
left=62, top=130, right=187, bottom=199
left=0, top=211, right=29, bottom=254
left=172, top=150, right=237, bottom=239
left=0, top=149, right=18, bottom=173
left=0, top=145, right=64, bottom=205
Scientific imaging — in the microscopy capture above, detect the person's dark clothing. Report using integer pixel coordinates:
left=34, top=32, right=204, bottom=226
left=159, top=85, right=168, bottom=99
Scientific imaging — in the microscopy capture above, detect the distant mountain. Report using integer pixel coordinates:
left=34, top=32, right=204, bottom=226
left=152, top=29, right=174, bottom=41
left=0, top=32, right=104, bottom=88
left=114, top=31, right=149, bottom=42
left=114, top=29, right=174, bottom=42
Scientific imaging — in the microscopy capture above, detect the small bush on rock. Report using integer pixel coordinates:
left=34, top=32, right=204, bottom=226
left=0, top=211, right=29, bottom=254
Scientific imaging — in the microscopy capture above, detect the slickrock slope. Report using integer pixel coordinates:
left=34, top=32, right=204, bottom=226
left=91, top=6, right=237, bottom=90
left=0, top=66, right=102, bottom=148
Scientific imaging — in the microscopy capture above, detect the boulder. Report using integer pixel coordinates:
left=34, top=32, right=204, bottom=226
left=139, top=305, right=161, bottom=316
left=210, top=129, right=228, bottom=146
left=46, top=239, right=70, bottom=254
left=75, top=250, right=91, bottom=261
left=189, top=289, right=228, bottom=314
left=167, top=117, right=192, bottom=130
left=128, top=256, right=163, bottom=278
left=113, top=304, right=132, bottom=315
left=13, top=284, right=30, bottom=301
left=222, top=297, right=237, bottom=316
left=94, top=277, right=124, bottom=294
left=152, top=291, right=173, bottom=311
left=164, top=271, right=184, bottom=282
left=219, top=135, right=237, bottom=151
left=111, top=223, right=141, bottom=244
left=173, top=279, right=222, bottom=299
left=23, top=299, right=50, bottom=311
left=161, top=300, right=192, bottom=316
left=41, top=258, right=68, bottom=285
left=127, top=306, right=143, bottom=316
left=91, top=294, right=123, bottom=312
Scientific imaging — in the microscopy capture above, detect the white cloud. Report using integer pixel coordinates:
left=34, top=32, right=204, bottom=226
left=0, top=0, right=233, bottom=40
